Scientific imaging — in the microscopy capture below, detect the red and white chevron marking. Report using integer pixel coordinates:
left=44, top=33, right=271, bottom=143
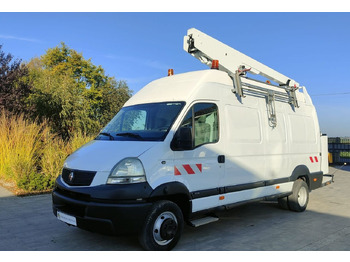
left=309, top=156, right=319, bottom=163
left=174, top=164, right=202, bottom=176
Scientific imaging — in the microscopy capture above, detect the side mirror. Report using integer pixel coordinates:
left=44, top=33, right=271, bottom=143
left=171, top=127, right=193, bottom=151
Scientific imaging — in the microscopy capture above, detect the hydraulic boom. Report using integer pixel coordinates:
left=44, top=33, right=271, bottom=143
left=183, top=28, right=299, bottom=88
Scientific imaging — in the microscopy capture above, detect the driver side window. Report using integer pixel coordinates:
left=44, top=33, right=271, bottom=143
left=180, top=103, right=219, bottom=148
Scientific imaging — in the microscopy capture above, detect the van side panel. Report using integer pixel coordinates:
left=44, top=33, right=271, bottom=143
left=287, top=104, right=321, bottom=175
left=263, top=103, right=290, bottom=181
left=190, top=81, right=324, bottom=214
left=223, top=103, right=266, bottom=186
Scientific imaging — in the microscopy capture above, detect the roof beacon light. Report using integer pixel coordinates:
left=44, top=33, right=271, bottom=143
left=168, top=69, right=174, bottom=76
left=211, top=60, right=219, bottom=70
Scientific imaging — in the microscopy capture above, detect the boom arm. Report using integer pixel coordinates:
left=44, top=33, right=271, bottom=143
left=183, top=28, right=306, bottom=127
left=183, top=28, right=299, bottom=88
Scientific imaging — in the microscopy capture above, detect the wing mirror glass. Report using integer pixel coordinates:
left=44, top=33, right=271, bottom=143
left=171, top=127, right=193, bottom=151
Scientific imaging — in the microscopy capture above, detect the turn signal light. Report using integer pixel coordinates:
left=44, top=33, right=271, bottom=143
left=219, top=196, right=225, bottom=200
left=211, top=60, right=219, bottom=70
left=168, top=69, right=174, bottom=76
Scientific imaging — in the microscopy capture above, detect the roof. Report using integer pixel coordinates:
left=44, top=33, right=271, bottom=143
left=124, top=69, right=233, bottom=106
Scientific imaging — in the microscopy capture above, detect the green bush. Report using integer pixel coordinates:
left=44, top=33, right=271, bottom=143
left=17, top=172, right=53, bottom=192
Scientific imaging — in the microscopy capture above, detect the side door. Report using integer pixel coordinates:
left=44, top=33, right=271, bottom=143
left=172, top=102, right=225, bottom=213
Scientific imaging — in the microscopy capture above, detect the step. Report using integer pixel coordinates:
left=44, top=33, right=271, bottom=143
left=189, top=216, right=219, bottom=227
left=322, top=174, right=334, bottom=186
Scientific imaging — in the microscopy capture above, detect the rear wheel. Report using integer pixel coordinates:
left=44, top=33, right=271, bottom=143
left=138, top=200, right=184, bottom=251
left=288, top=179, right=309, bottom=212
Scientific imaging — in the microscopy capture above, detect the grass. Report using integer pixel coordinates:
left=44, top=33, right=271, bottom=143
left=0, top=111, right=95, bottom=195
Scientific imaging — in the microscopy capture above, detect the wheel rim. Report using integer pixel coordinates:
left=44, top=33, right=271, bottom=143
left=297, top=186, right=308, bottom=207
left=153, top=211, right=178, bottom=246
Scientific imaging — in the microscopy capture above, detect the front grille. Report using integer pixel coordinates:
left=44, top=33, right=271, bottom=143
left=62, top=168, right=96, bottom=186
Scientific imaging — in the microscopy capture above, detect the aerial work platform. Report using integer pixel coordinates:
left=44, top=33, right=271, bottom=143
left=183, top=28, right=311, bottom=126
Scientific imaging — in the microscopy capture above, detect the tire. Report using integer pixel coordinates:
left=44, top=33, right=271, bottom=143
left=288, top=179, right=309, bottom=212
left=278, top=196, right=289, bottom=210
left=138, top=200, right=184, bottom=251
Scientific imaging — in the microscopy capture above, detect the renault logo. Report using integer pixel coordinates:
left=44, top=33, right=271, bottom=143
left=68, top=172, right=74, bottom=182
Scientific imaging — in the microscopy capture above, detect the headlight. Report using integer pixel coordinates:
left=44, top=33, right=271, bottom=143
left=107, top=158, right=146, bottom=184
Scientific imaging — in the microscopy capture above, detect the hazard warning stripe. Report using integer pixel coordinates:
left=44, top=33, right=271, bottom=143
left=174, top=164, right=202, bottom=175
left=196, top=164, right=202, bottom=172
left=174, top=166, right=181, bottom=176
left=309, top=156, right=319, bottom=163
left=183, top=164, right=195, bottom=175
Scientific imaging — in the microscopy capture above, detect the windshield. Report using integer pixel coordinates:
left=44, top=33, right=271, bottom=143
left=96, top=102, right=185, bottom=141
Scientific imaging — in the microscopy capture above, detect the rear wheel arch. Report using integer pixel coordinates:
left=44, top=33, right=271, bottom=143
left=291, top=165, right=311, bottom=189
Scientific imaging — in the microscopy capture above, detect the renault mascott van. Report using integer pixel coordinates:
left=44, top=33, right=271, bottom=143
left=52, top=29, right=331, bottom=251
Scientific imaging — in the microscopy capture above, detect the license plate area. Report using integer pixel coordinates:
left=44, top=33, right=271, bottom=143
left=57, top=211, right=77, bottom=226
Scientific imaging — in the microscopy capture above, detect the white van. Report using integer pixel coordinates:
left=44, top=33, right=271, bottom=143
left=52, top=28, right=331, bottom=251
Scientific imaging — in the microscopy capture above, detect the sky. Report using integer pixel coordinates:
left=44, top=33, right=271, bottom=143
left=1, top=3, right=350, bottom=137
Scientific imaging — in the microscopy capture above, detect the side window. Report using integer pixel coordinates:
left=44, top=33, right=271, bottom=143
left=179, top=103, right=219, bottom=148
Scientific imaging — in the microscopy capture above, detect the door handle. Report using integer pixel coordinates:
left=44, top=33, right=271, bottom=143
left=218, top=155, right=225, bottom=163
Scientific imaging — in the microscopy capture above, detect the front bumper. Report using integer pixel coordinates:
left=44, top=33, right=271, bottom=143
left=52, top=176, right=153, bottom=235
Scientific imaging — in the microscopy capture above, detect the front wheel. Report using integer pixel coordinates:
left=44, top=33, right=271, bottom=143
left=138, top=200, right=184, bottom=251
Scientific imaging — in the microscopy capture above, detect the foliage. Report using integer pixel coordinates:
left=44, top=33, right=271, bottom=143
left=27, top=43, right=132, bottom=139
left=0, top=111, right=50, bottom=191
left=0, top=111, right=95, bottom=193
left=0, top=43, right=132, bottom=193
left=27, top=61, right=95, bottom=139
left=0, top=45, right=33, bottom=116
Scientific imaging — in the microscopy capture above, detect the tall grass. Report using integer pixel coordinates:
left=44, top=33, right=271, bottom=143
left=0, top=111, right=95, bottom=194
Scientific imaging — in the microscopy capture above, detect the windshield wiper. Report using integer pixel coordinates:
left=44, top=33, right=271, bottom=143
left=98, top=132, right=115, bottom=140
left=116, top=132, right=143, bottom=140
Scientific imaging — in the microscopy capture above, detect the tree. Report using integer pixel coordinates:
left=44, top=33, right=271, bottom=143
left=98, top=80, right=131, bottom=127
left=0, top=45, right=32, bottom=116
left=27, top=43, right=132, bottom=139
left=27, top=64, right=93, bottom=138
